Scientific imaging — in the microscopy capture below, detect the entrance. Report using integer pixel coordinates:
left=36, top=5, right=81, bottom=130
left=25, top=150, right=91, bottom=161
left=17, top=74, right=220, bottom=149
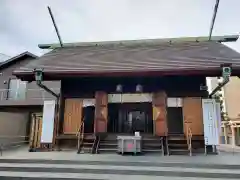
left=83, top=106, right=95, bottom=133
left=108, top=103, right=153, bottom=134
left=167, top=107, right=184, bottom=134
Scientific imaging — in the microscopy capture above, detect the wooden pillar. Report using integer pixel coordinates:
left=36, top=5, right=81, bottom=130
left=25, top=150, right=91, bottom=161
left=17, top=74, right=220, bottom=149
left=223, top=124, right=228, bottom=144
left=152, top=91, right=168, bottom=136
left=231, top=125, right=236, bottom=147
left=94, top=91, right=108, bottom=133
left=183, top=97, right=203, bottom=136
left=52, top=97, right=60, bottom=149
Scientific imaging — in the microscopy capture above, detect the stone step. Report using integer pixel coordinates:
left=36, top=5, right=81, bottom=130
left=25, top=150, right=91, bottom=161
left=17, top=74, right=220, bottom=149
left=0, top=160, right=239, bottom=179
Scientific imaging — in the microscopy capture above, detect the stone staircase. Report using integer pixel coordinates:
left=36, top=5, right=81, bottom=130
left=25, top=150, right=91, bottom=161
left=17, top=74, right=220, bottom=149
left=167, top=134, right=205, bottom=155
left=142, top=136, right=164, bottom=155
left=98, top=134, right=117, bottom=153
left=0, top=156, right=239, bottom=179
left=79, top=134, right=95, bottom=154
left=167, top=134, right=190, bottom=155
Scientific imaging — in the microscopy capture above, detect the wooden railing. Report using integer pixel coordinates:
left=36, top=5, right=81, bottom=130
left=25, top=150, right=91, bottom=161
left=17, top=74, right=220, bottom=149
left=187, top=126, right=192, bottom=156
left=76, top=121, right=84, bottom=154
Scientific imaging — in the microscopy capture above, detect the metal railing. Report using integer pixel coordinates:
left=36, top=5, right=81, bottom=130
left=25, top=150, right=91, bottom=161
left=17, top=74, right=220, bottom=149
left=0, top=135, right=29, bottom=156
left=0, top=88, right=60, bottom=101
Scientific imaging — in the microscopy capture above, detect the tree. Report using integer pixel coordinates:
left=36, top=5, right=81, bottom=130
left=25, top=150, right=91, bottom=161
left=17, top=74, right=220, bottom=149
left=212, top=93, right=229, bottom=121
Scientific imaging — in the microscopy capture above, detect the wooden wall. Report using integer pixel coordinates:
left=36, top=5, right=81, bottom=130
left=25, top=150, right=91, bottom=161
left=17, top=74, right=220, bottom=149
left=182, top=97, right=204, bottom=136
left=60, top=76, right=207, bottom=136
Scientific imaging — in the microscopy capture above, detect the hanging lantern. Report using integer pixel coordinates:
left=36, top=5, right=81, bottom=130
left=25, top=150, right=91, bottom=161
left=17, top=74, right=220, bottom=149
left=116, top=84, right=123, bottom=92
left=136, top=84, right=143, bottom=92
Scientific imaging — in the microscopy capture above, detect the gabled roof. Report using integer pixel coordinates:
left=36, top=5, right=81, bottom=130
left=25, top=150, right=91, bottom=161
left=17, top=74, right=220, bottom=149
left=0, top=51, right=37, bottom=70
left=13, top=35, right=240, bottom=80
left=0, top=53, right=10, bottom=62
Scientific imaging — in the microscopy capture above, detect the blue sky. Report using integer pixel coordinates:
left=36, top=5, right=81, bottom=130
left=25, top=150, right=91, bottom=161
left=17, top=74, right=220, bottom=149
left=0, top=0, right=239, bottom=57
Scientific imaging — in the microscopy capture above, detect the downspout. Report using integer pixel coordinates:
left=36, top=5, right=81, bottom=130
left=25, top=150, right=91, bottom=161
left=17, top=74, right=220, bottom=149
left=36, top=81, right=59, bottom=99
left=209, top=65, right=231, bottom=98
left=33, top=69, right=59, bottom=99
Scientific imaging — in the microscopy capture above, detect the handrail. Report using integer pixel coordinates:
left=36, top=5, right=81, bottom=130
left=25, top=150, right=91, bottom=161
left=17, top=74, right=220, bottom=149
left=160, top=137, right=164, bottom=156
left=91, top=134, right=100, bottom=154
left=0, top=136, right=29, bottom=156
left=76, top=121, right=84, bottom=154
left=95, top=135, right=100, bottom=154
left=187, top=126, right=192, bottom=156
left=91, top=135, right=97, bottom=154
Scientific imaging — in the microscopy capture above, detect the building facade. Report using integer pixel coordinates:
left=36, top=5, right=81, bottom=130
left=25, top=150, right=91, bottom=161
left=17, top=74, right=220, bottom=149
left=14, top=35, right=240, bottom=154
left=0, top=52, right=60, bottom=146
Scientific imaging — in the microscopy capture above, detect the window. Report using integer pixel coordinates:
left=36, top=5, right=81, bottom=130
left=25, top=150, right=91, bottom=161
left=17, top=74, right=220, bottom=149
left=8, top=79, right=27, bottom=100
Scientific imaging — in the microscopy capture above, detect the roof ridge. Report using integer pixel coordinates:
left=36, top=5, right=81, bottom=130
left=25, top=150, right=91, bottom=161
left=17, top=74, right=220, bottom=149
left=38, top=35, right=239, bottom=49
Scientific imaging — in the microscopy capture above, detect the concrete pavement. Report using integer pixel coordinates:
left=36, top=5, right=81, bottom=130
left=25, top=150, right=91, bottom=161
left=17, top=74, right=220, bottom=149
left=1, top=147, right=240, bottom=179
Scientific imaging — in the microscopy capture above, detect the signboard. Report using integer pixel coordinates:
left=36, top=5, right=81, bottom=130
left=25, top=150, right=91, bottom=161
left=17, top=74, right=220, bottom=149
left=215, top=102, right=221, bottom=144
left=41, top=100, right=56, bottom=143
left=202, top=99, right=220, bottom=145
left=108, top=93, right=152, bottom=103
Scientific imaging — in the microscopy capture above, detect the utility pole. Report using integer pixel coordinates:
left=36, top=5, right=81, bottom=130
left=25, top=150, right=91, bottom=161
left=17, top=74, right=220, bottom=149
left=209, top=0, right=220, bottom=40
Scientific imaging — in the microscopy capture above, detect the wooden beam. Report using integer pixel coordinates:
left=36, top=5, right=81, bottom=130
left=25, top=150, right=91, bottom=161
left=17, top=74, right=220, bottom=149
left=38, top=34, right=239, bottom=49
left=47, top=6, right=63, bottom=47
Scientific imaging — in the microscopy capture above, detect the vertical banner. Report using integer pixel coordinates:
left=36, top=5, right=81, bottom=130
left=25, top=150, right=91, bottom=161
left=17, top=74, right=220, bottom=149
left=215, top=102, right=221, bottom=144
left=41, top=100, right=56, bottom=143
left=202, top=99, right=219, bottom=145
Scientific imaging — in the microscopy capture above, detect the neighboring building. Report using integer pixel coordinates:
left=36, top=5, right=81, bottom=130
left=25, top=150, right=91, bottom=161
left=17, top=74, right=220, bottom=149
left=0, top=53, right=10, bottom=62
left=14, top=35, right=240, bottom=155
left=0, top=52, right=60, bottom=146
left=223, top=77, right=240, bottom=119
left=207, top=76, right=240, bottom=119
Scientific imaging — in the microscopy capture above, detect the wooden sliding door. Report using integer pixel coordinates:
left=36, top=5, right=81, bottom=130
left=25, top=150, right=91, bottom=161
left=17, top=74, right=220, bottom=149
left=183, top=97, right=203, bottom=136
left=63, top=98, right=83, bottom=134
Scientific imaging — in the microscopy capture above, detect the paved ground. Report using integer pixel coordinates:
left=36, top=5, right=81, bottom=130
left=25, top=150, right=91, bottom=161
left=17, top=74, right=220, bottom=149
left=1, top=146, right=240, bottom=179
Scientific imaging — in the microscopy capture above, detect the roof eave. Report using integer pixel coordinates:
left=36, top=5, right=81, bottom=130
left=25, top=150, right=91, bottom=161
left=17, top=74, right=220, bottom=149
left=13, top=67, right=240, bottom=81
left=0, top=52, right=38, bottom=69
left=38, top=34, right=239, bottom=49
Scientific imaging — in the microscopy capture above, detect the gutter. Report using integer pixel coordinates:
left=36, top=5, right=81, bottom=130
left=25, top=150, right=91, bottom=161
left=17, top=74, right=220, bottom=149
left=209, top=79, right=229, bottom=97
left=36, top=81, right=59, bottom=99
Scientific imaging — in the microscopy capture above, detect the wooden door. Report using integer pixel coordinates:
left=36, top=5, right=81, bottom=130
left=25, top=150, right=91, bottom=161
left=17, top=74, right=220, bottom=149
left=29, top=114, right=42, bottom=149
left=94, top=91, right=108, bottom=133
left=152, top=92, right=168, bottom=136
left=183, top=97, right=203, bottom=136
left=63, top=98, right=83, bottom=134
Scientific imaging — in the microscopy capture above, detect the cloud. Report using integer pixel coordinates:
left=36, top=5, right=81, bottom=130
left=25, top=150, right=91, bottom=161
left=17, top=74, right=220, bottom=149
left=0, top=0, right=239, bottom=57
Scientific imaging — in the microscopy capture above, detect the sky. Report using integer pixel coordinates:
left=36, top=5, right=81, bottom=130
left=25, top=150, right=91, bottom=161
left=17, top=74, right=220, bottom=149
left=0, top=0, right=240, bottom=57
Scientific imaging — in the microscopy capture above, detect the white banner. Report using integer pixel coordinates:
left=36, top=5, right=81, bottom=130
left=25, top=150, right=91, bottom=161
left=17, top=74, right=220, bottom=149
left=202, top=99, right=220, bottom=145
left=41, top=100, right=56, bottom=143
